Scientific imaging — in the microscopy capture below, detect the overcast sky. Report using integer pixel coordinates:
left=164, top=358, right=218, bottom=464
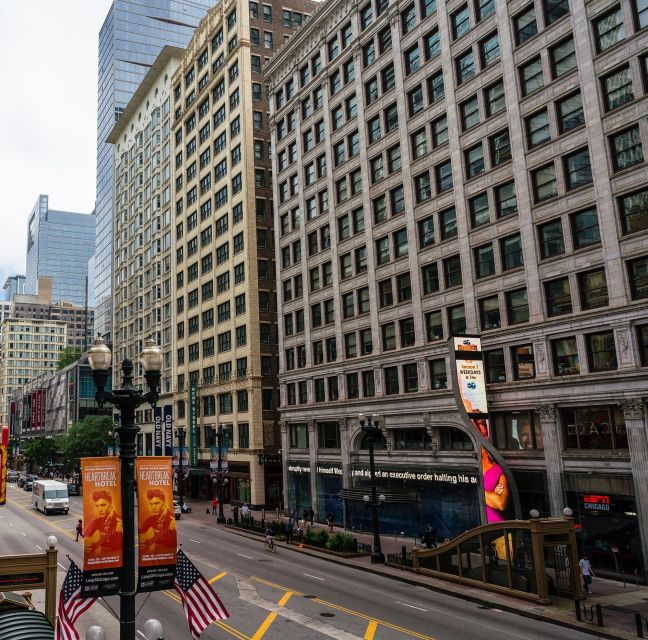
left=0, top=1, right=113, bottom=288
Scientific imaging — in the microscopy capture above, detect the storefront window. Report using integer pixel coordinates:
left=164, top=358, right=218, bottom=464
left=513, top=471, right=549, bottom=517
left=317, top=473, right=343, bottom=522
left=394, top=428, right=433, bottom=450
left=566, top=473, right=642, bottom=578
left=318, top=421, right=341, bottom=448
left=561, top=405, right=627, bottom=450
left=492, top=411, right=543, bottom=450
left=237, top=478, right=251, bottom=503
left=289, top=423, right=309, bottom=448
left=287, top=468, right=311, bottom=514
left=439, top=427, right=473, bottom=450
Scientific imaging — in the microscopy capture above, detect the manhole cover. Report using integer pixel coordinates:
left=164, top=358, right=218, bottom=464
left=303, top=595, right=317, bottom=599
left=320, top=613, right=335, bottom=617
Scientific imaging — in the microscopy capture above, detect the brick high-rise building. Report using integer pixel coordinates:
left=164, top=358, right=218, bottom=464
left=267, top=0, right=648, bottom=577
left=171, top=0, right=317, bottom=505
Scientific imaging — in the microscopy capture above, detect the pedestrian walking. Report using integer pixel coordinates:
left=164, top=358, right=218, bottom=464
left=211, top=496, right=219, bottom=515
left=579, top=555, right=595, bottom=594
left=75, top=519, right=84, bottom=542
left=327, top=512, right=334, bottom=533
left=308, top=507, right=314, bottom=526
left=241, top=502, right=250, bottom=522
left=285, top=518, right=294, bottom=544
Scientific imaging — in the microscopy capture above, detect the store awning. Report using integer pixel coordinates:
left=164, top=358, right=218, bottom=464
left=0, top=609, right=54, bottom=639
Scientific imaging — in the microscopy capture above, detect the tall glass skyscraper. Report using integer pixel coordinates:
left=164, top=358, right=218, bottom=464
left=94, top=0, right=217, bottom=340
left=25, top=195, right=96, bottom=307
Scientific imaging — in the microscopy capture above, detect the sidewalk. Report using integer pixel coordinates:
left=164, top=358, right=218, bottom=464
left=185, top=497, right=648, bottom=639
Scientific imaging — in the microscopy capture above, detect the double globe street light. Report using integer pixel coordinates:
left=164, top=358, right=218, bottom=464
left=88, top=335, right=163, bottom=640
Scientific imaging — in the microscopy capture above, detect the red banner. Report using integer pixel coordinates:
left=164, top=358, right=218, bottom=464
left=81, top=457, right=122, bottom=596
left=31, top=392, right=37, bottom=430
left=40, top=389, right=46, bottom=429
left=136, top=457, right=176, bottom=591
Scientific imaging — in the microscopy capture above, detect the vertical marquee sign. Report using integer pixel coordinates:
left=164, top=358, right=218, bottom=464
left=136, top=457, right=177, bottom=591
left=188, top=384, right=198, bottom=467
left=154, top=407, right=163, bottom=456
left=450, top=335, right=521, bottom=523
left=81, top=457, right=123, bottom=596
left=0, top=425, right=8, bottom=506
left=163, top=404, right=173, bottom=456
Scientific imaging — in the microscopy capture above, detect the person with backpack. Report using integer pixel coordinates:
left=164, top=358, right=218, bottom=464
left=75, top=519, right=84, bottom=542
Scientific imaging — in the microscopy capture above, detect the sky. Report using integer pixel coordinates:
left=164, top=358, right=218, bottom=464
left=0, top=1, right=113, bottom=289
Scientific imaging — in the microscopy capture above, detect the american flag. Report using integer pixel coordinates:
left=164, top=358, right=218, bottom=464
left=174, top=548, right=229, bottom=638
left=56, top=561, right=96, bottom=640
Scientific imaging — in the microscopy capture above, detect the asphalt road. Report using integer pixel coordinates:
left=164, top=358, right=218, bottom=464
left=0, top=483, right=603, bottom=640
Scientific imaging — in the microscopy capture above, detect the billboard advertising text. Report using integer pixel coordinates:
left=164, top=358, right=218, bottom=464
left=81, top=457, right=122, bottom=596
left=136, top=457, right=177, bottom=591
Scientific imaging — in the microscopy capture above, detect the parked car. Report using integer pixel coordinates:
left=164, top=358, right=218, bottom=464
left=174, top=500, right=182, bottom=520
left=7, top=471, right=19, bottom=483
left=67, top=482, right=80, bottom=496
left=23, top=478, right=34, bottom=491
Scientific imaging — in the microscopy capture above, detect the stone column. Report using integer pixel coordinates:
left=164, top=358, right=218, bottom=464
left=536, top=404, right=564, bottom=518
left=308, top=419, right=318, bottom=516
left=621, top=398, right=648, bottom=580
left=280, top=420, right=289, bottom=511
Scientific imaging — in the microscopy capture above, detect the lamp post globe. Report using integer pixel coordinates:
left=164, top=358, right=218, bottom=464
left=142, top=618, right=164, bottom=639
left=86, top=627, right=106, bottom=640
left=87, top=335, right=112, bottom=372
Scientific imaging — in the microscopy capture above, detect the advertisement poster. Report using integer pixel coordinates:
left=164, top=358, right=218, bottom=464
left=0, top=425, right=8, bottom=505
left=209, top=447, right=229, bottom=471
left=154, top=407, right=163, bottom=456
left=188, top=384, right=198, bottom=467
left=452, top=336, right=512, bottom=524
left=136, top=457, right=177, bottom=592
left=172, top=447, right=189, bottom=467
left=81, top=457, right=122, bottom=596
left=163, top=405, right=173, bottom=456
left=40, top=389, right=47, bottom=429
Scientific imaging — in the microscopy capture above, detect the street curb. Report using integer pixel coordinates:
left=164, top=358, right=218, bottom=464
left=218, top=523, right=633, bottom=640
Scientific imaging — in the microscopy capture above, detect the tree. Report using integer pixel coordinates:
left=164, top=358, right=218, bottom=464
left=22, top=436, right=61, bottom=472
left=57, top=347, right=83, bottom=370
left=61, top=415, right=114, bottom=464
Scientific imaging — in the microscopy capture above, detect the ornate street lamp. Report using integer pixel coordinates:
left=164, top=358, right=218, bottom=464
left=358, top=412, right=385, bottom=564
left=88, top=335, right=162, bottom=640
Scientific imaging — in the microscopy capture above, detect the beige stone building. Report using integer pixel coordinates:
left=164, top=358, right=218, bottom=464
left=107, top=46, right=184, bottom=455
left=267, top=0, right=648, bottom=579
left=171, top=0, right=317, bottom=504
left=0, top=319, right=67, bottom=424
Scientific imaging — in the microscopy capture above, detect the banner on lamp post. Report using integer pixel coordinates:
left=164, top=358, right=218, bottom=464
left=81, top=457, right=123, bottom=596
left=188, top=384, right=198, bottom=467
left=163, top=404, right=173, bottom=456
left=136, top=456, right=177, bottom=592
left=154, top=407, right=163, bottom=456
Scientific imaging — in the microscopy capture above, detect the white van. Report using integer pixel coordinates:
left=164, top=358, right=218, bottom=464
left=32, top=480, right=69, bottom=515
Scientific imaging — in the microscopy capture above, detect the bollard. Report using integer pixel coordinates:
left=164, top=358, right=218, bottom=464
left=595, top=603, right=603, bottom=627
left=635, top=612, right=643, bottom=637
left=574, top=600, right=582, bottom=622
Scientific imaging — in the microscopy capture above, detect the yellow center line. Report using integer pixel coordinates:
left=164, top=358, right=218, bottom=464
left=6, top=498, right=75, bottom=540
left=209, top=571, right=227, bottom=583
left=252, top=576, right=436, bottom=640
left=277, top=591, right=293, bottom=607
left=365, top=620, right=378, bottom=640
left=250, top=612, right=276, bottom=640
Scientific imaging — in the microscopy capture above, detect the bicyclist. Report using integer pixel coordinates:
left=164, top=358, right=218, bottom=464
left=265, top=526, right=275, bottom=549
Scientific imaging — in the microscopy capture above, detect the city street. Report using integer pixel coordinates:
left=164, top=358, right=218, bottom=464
left=0, top=483, right=600, bottom=640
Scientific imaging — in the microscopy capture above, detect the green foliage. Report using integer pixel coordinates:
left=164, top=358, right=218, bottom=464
left=57, top=347, right=83, bottom=370
left=326, top=532, right=358, bottom=553
left=61, top=415, right=114, bottom=462
left=22, top=436, right=61, bottom=471
left=304, top=529, right=329, bottom=547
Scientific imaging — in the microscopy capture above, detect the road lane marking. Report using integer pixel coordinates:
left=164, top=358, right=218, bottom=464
left=35, top=545, right=43, bottom=550
left=58, top=563, right=66, bottom=570
left=237, top=553, right=253, bottom=559
left=209, top=571, right=227, bottom=584
left=303, top=573, right=325, bottom=581
left=9, top=522, right=14, bottom=527
left=365, top=620, right=378, bottom=640
left=21, top=533, right=26, bottom=536
left=6, top=498, right=75, bottom=540
left=136, top=632, right=147, bottom=639
left=250, top=612, right=276, bottom=640
left=397, top=602, right=428, bottom=612
left=277, top=591, right=293, bottom=607
left=252, top=576, right=436, bottom=640
left=189, top=538, right=201, bottom=543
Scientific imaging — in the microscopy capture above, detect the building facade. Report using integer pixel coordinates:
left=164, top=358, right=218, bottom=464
left=171, top=0, right=316, bottom=505
left=94, top=0, right=218, bottom=342
left=107, top=46, right=184, bottom=453
left=0, top=319, right=67, bottom=424
left=267, top=0, right=648, bottom=579
left=3, top=275, right=26, bottom=301
left=25, top=195, right=95, bottom=306
left=9, top=356, right=113, bottom=443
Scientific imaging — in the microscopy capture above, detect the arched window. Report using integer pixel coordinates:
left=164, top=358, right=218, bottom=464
left=357, top=430, right=387, bottom=450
